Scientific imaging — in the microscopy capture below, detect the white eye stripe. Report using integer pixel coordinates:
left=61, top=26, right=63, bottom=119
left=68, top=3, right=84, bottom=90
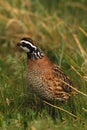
left=21, top=40, right=37, bottom=49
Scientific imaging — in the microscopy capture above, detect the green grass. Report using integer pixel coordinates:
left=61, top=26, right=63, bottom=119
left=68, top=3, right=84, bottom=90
left=0, top=0, right=87, bottom=129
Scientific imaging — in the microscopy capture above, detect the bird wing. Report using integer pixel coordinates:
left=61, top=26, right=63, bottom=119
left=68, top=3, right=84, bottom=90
left=52, top=65, right=73, bottom=93
left=41, top=64, right=73, bottom=101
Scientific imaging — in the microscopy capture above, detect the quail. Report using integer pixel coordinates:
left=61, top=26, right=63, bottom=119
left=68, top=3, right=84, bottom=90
left=17, top=37, right=75, bottom=102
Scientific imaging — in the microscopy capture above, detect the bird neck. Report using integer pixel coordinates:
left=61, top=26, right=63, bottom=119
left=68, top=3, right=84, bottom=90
left=27, top=49, right=44, bottom=60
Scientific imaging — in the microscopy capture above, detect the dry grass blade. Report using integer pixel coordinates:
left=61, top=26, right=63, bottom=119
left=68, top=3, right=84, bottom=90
left=83, top=76, right=87, bottom=81
left=43, top=100, right=78, bottom=119
left=71, top=65, right=87, bottom=82
left=73, top=34, right=87, bottom=59
left=82, top=108, right=87, bottom=112
left=79, top=27, right=87, bottom=37
left=61, top=79, right=87, bottom=97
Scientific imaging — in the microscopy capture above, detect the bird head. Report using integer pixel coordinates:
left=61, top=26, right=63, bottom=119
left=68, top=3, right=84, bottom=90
left=17, top=37, right=44, bottom=59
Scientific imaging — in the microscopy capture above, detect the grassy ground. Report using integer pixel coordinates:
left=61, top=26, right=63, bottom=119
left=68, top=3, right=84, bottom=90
left=0, top=0, right=87, bottom=129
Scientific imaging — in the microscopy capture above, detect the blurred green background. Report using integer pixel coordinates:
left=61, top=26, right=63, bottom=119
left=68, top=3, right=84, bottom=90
left=0, top=0, right=87, bottom=130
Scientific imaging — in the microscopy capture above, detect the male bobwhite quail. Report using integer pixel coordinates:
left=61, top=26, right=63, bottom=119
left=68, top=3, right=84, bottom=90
left=17, top=37, right=75, bottom=102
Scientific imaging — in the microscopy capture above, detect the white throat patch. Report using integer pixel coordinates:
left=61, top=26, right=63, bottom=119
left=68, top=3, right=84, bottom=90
left=20, top=46, right=30, bottom=53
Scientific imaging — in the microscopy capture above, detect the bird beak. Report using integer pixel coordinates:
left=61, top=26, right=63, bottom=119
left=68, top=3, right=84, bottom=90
left=17, top=43, right=22, bottom=46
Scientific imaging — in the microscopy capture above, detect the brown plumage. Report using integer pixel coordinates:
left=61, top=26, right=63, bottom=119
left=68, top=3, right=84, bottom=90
left=17, top=37, right=75, bottom=102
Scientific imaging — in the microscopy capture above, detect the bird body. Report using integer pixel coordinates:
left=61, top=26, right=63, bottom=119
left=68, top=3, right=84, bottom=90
left=17, top=38, right=75, bottom=102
